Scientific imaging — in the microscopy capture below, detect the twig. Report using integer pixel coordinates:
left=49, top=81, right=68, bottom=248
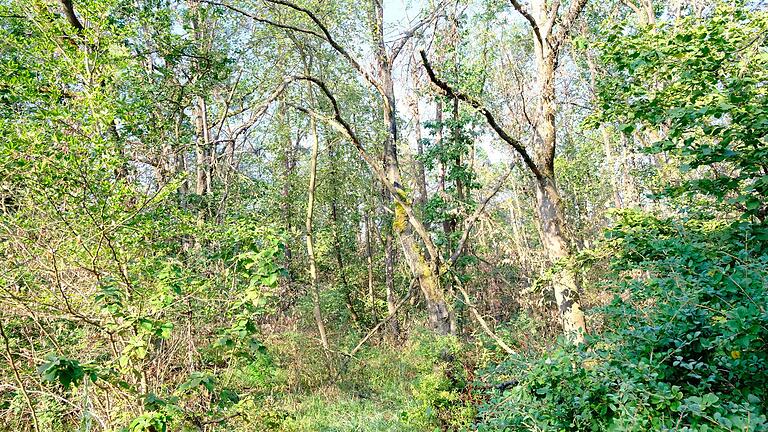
left=0, top=320, right=41, bottom=432
left=448, top=163, right=514, bottom=266
left=452, top=274, right=515, bottom=354
left=346, top=279, right=417, bottom=358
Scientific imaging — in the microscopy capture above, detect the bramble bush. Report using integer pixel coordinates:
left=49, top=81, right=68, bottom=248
left=476, top=212, right=768, bottom=431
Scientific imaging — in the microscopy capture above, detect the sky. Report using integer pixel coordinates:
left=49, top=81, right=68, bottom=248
left=383, top=0, right=416, bottom=27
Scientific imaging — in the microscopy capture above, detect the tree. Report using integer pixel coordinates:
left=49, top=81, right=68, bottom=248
left=596, top=2, right=768, bottom=223
left=421, top=0, right=590, bottom=342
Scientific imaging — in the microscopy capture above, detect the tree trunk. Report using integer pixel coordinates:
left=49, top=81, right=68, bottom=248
left=194, top=96, right=210, bottom=196
left=305, top=115, right=329, bottom=350
left=452, top=97, right=464, bottom=204
left=279, top=106, right=296, bottom=306
left=366, top=213, right=377, bottom=317
left=533, top=177, right=586, bottom=343
left=189, top=0, right=210, bottom=197
left=382, top=218, right=399, bottom=338
left=409, top=93, right=428, bottom=207
left=372, top=0, right=452, bottom=334
left=532, top=46, right=587, bottom=343
left=387, top=89, right=451, bottom=335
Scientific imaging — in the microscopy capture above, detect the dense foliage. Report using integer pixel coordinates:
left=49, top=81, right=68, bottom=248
left=1, top=0, right=766, bottom=431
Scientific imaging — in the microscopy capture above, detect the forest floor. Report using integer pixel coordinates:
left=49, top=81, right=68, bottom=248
left=249, top=326, right=475, bottom=431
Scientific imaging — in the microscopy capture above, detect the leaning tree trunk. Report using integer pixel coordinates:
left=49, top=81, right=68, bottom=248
left=417, top=0, right=591, bottom=342
left=278, top=105, right=297, bottom=308
left=533, top=52, right=587, bottom=343
left=395, top=196, right=451, bottom=334
left=372, top=0, right=452, bottom=335
left=305, top=114, right=330, bottom=350
left=534, top=176, right=587, bottom=343
left=384, top=88, right=452, bottom=335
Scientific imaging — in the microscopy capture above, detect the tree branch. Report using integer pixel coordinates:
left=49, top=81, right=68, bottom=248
left=420, top=50, right=543, bottom=181
left=389, top=1, right=448, bottom=62
left=452, top=274, right=514, bottom=354
left=543, top=0, right=562, bottom=37
left=201, top=0, right=323, bottom=39
left=448, top=163, right=514, bottom=266
left=287, top=76, right=440, bottom=263
left=346, top=278, right=416, bottom=358
left=262, top=0, right=386, bottom=96
left=60, top=0, right=84, bottom=31
left=0, top=320, right=41, bottom=432
left=551, top=0, right=589, bottom=46
left=225, top=79, right=290, bottom=142
left=508, top=0, right=543, bottom=46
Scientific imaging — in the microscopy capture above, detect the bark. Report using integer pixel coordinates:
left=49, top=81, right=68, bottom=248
left=224, top=135, right=236, bottom=186
left=305, top=115, right=329, bottom=350
left=453, top=275, right=514, bottom=354
left=299, top=80, right=453, bottom=335
left=409, top=92, right=428, bottom=207
left=436, top=100, right=448, bottom=230
left=533, top=177, right=586, bottom=343
left=421, top=0, right=591, bottom=341
left=391, top=95, right=452, bottom=335
left=173, top=112, right=189, bottom=197
left=532, top=36, right=587, bottom=344
left=443, top=96, right=462, bottom=249
left=371, top=0, right=452, bottom=334
left=366, top=214, right=379, bottom=317
left=279, top=106, right=296, bottom=296
left=194, top=96, right=211, bottom=196
left=381, top=217, right=399, bottom=338
left=244, top=0, right=451, bottom=334
left=281, top=139, right=293, bottom=263
left=60, top=0, right=84, bottom=32
left=452, top=97, right=464, bottom=203
left=176, top=151, right=189, bottom=196
left=601, top=126, right=624, bottom=209
left=621, top=135, right=641, bottom=207
left=381, top=136, right=395, bottom=332
left=189, top=1, right=211, bottom=197
left=623, top=0, right=655, bottom=25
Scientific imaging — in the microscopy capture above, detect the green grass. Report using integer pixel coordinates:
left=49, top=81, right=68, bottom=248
left=280, top=392, right=418, bottom=432
left=254, top=331, right=452, bottom=432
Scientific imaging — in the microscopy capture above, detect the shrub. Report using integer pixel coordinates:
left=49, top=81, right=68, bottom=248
left=476, top=212, right=768, bottom=431
left=404, top=331, right=477, bottom=430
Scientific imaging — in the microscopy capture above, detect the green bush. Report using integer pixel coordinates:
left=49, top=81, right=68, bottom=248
left=476, top=212, right=768, bottom=431
left=404, top=331, right=476, bottom=431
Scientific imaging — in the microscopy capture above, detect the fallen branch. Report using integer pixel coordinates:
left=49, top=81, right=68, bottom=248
left=452, top=274, right=515, bottom=355
left=346, top=278, right=418, bottom=358
left=448, top=163, right=514, bottom=266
